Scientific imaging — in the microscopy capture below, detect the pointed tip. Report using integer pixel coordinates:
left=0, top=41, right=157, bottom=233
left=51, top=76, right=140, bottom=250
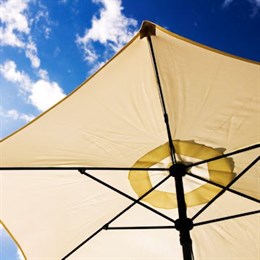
left=140, top=21, right=156, bottom=39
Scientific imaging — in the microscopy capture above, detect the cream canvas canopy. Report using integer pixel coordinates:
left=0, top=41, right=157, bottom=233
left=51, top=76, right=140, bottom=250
left=0, top=21, right=259, bottom=260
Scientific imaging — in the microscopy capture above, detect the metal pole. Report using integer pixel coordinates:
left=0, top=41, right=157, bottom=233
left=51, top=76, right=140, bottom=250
left=140, top=22, right=194, bottom=260
left=170, top=163, right=194, bottom=260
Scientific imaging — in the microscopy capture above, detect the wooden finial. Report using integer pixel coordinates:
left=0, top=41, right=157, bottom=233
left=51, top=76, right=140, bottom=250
left=140, top=21, right=156, bottom=39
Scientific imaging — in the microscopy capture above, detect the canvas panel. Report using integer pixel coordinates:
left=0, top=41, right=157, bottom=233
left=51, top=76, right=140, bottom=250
left=153, top=26, right=259, bottom=151
left=0, top=33, right=168, bottom=168
left=151, top=25, right=259, bottom=200
left=66, top=192, right=259, bottom=259
left=2, top=170, right=257, bottom=259
left=0, top=170, right=134, bottom=259
left=152, top=28, right=260, bottom=151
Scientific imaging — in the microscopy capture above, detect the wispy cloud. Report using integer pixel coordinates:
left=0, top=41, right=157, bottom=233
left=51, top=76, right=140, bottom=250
left=0, top=0, right=64, bottom=127
left=89, top=60, right=106, bottom=75
left=222, top=0, right=260, bottom=15
left=17, top=248, right=25, bottom=260
left=0, top=0, right=30, bottom=48
left=59, top=0, right=68, bottom=4
left=0, top=0, right=51, bottom=68
left=38, top=69, right=49, bottom=80
left=33, top=2, right=52, bottom=39
left=249, top=0, right=260, bottom=15
left=25, top=36, right=40, bottom=69
left=0, top=60, right=65, bottom=112
left=0, top=60, right=31, bottom=91
left=0, top=0, right=42, bottom=69
left=0, top=108, right=34, bottom=123
left=76, top=0, right=138, bottom=63
left=222, top=0, right=233, bottom=8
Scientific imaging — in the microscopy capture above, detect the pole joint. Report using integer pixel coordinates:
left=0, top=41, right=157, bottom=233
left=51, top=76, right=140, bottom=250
left=175, top=218, right=194, bottom=232
left=169, top=163, right=187, bottom=177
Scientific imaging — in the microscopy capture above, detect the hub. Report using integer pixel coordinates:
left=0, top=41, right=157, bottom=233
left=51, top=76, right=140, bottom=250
left=175, top=218, right=194, bottom=231
left=169, top=162, right=187, bottom=177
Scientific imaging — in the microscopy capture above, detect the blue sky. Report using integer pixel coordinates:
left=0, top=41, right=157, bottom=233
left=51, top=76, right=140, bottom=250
left=0, top=0, right=259, bottom=259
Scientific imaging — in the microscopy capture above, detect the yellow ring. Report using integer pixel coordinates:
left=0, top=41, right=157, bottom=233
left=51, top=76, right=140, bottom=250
left=128, top=140, right=235, bottom=209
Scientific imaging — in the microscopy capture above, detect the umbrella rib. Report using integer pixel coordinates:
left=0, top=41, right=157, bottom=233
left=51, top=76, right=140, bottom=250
left=146, top=34, right=177, bottom=164
left=186, top=172, right=260, bottom=204
left=0, top=166, right=168, bottom=171
left=184, top=144, right=259, bottom=169
left=61, top=225, right=104, bottom=260
left=79, top=170, right=175, bottom=224
left=62, top=172, right=172, bottom=259
left=2, top=145, right=258, bottom=171
left=193, top=210, right=260, bottom=227
left=191, top=156, right=259, bottom=221
left=106, top=225, right=176, bottom=230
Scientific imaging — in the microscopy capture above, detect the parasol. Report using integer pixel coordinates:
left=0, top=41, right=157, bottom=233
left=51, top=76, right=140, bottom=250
left=0, top=21, right=259, bottom=259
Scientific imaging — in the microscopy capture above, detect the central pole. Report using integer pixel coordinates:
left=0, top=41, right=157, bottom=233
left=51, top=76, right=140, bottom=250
left=170, top=163, right=194, bottom=260
left=140, top=21, right=193, bottom=259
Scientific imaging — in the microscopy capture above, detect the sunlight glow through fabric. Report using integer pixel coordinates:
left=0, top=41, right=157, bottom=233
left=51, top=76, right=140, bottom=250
left=129, top=140, right=235, bottom=209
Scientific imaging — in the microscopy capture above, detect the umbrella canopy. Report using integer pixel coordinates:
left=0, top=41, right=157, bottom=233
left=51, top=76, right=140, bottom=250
left=0, top=21, right=259, bottom=259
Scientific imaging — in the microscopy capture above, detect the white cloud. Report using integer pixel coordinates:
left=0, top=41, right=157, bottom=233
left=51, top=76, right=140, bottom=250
left=33, top=3, right=52, bottom=39
left=25, top=37, right=40, bottom=68
left=81, top=45, right=99, bottom=63
left=76, top=0, right=138, bottom=63
left=44, top=27, right=51, bottom=39
left=29, top=79, right=65, bottom=111
left=252, top=0, right=260, bottom=6
left=53, top=46, right=61, bottom=57
left=6, top=109, right=19, bottom=120
left=0, top=109, right=34, bottom=123
left=249, top=0, right=260, bottom=15
left=223, top=0, right=233, bottom=8
left=20, top=113, right=35, bottom=122
left=0, top=60, right=31, bottom=90
left=38, top=69, right=49, bottom=80
left=223, top=0, right=260, bottom=14
left=0, top=1, right=62, bottom=136
left=89, top=60, right=106, bottom=75
left=0, top=0, right=30, bottom=47
left=17, top=248, right=25, bottom=260
left=0, top=0, right=42, bottom=68
left=0, top=60, right=65, bottom=112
